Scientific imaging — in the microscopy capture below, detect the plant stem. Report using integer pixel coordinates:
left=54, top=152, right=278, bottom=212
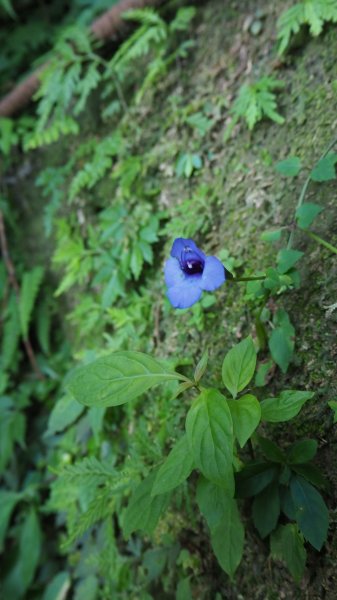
left=288, top=134, right=337, bottom=248
left=229, top=275, right=266, bottom=282
left=303, top=230, right=337, bottom=255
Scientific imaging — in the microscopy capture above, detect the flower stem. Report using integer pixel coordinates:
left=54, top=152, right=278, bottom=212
left=229, top=275, right=266, bottom=282
left=303, top=230, right=337, bottom=255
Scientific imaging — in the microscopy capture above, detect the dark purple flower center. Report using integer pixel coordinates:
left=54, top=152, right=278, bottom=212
left=180, top=247, right=204, bottom=275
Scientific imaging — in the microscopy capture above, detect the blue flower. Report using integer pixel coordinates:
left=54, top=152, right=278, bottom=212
left=164, top=238, right=225, bottom=309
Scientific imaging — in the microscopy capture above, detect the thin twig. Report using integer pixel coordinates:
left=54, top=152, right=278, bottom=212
left=0, top=210, right=44, bottom=379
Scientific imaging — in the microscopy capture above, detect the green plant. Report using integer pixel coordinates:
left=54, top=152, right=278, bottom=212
left=277, top=0, right=337, bottom=54
left=65, top=337, right=328, bottom=581
left=225, top=77, right=285, bottom=139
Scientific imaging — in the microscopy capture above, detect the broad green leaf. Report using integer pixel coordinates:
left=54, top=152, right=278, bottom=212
left=290, top=476, right=329, bottom=550
left=185, top=389, right=234, bottom=493
left=261, top=390, right=314, bottom=423
left=311, top=153, right=337, bottom=182
left=268, top=327, right=293, bottom=373
left=252, top=481, right=280, bottom=538
left=260, top=229, right=283, bottom=242
left=20, top=508, right=42, bottom=588
left=227, top=394, right=261, bottom=448
left=197, top=478, right=244, bottom=578
left=291, top=463, right=326, bottom=489
left=275, top=156, right=301, bottom=177
left=270, top=524, right=306, bottom=583
left=42, top=572, right=71, bottom=600
left=255, top=359, right=274, bottom=387
left=210, top=502, right=244, bottom=578
left=19, top=266, right=44, bottom=339
left=287, top=439, right=317, bottom=464
left=328, top=400, right=337, bottom=423
left=176, top=577, right=193, bottom=600
left=123, top=471, right=170, bottom=538
left=277, top=248, right=303, bottom=274
left=47, top=394, right=84, bottom=435
left=67, top=351, right=185, bottom=408
left=221, top=336, right=256, bottom=398
left=257, top=436, right=285, bottom=463
left=74, top=576, right=98, bottom=600
left=296, top=203, right=323, bottom=229
left=235, top=462, right=280, bottom=498
left=194, top=349, right=209, bottom=383
left=152, top=435, right=194, bottom=495
left=0, top=490, right=21, bottom=551
left=280, top=485, right=296, bottom=519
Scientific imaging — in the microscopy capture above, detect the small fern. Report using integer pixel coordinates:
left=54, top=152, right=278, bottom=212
left=19, top=266, right=44, bottom=339
left=69, top=133, right=123, bottom=201
left=63, top=488, right=114, bottom=548
left=277, top=0, right=337, bottom=54
left=59, top=457, right=117, bottom=486
left=23, top=116, right=79, bottom=150
left=226, top=77, right=285, bottom=136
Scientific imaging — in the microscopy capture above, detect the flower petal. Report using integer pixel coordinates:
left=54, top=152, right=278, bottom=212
left=167, top=280, right=202, bottom=309
left=200, top=256, right=225, bottom=291
left=164, top=257, right=185, bottom=287
left=170, top=238, right=205, bottom=260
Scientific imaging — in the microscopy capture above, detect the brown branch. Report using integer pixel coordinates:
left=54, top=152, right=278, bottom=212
left=0, top=210, right=44, bottom=379
left=0, top=0, right=161, bottom=118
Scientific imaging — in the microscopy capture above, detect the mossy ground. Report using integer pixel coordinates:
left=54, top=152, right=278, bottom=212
left=9, top=0, right=337, bottom=597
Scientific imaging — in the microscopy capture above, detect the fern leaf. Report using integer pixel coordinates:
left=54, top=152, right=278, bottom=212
left=63, top=488, right=113, bottom=548
left=59, top=457, right=117, bottom=487
left=230, top=77, right=284, bottom=131
left=277, top=0, right=337, bottom=54
left=19, top=266, right=44, bottom=339
left=74, top=62, right=101, bottom=115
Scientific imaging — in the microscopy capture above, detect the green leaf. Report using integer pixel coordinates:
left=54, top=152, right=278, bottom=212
left=47, top=394, right=84, bottom=435
left=311, top=153, right=337, bottom=182
left=194, top=349, right=209, bottom=383
left=290, top=476, right=329, bottom=550
left=227, top=394, right=261, bottom=448
left=19, top=266, right=44, bottom=339
left=296, top=203, right=323, bottom=229
left=268, top=327, right=293, bottom=373
left=123, top=471, right=170, bottom=538
left=0, top=490, right=21, bottom=551
left=20, top=510, right=42, bottom=585
left=152, top=435, right=194, bottom=495
left=328, top=400, right=337, bottom=423
left=42, top=572, right=71, bottom=600
left=287, top=439, right=317, bottom=464
left=277, top=248, right=303, bottom=274
left=291, top=463, right=327, bottom=489
left=185, top=389, right=234, bottom=493
left=67, top=351, right=185, bottom=408
left=261, top=390, right=314, bottom=423
left=260, top=229, right=283, bottom=242
left=270, top=524, right=306, bottom=583
left=255, top=359, right=274, bottom=387
left=196, top=478, right=244, bottom=578
left=221, top=336, right=256, bottom=398
left=210, top=501, right=244, bottom=579
left=235, top=462, right=279, bottom=498
left=275, top=156, right=301, bottom=177
left=253, top=481, right=280, bottom=538
left=176, top=577, right=192, bottom=600
left=74, top=576, right=98, bottom=600
left=257, top=436, right=285, bottom=463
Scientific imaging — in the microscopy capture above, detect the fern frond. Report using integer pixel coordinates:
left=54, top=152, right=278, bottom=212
left=277, top=0, right=337, bottom=54
left=59, top=457, right=117, bottom=487
left=230, top=77, right=285, bottom=131
left=69, top=133, right=123, bottom=200
left=23, top=117, right=79, bottom=150
left=63, top=488, right=114, bottom=548
left=74, top=63, right=101, bottom=115
left=169, top=7, right=196, bottom=32
left=19, top=266, right=44, bottom=339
